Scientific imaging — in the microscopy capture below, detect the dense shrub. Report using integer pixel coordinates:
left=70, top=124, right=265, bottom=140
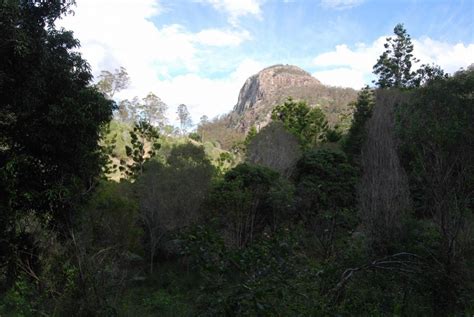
left=207, top=163, right=294, bottom=248
left=293, top=149, right=358, bottom=258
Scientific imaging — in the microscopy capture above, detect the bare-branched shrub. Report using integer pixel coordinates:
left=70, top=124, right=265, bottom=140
left=358, top=89, right=411, bottom=252
left=246, top=122, right=302, bottom=177
left=137, top=143, right=214, bottom=272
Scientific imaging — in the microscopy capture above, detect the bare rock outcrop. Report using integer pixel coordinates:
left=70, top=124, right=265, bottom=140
left=230, top=64, right=358, bottom=132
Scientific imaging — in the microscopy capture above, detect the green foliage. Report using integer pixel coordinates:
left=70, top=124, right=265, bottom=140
left=373, top=23, right=447, bottom=89
left=141, top=289, right=191, bottom=316
left=216, top=152, right=234, bottom=175
left=324, top=126, right=343, bottom=143
left=120, top=120, right=160, bottom=179
left=207, top=163, right=294, bottom=248
left=228, top=125, right=258, bottom=158
left=80, top=181, right=142, bottom=253
left=396, top=69, right=474, bottom=313
left=294, top=149, right=357, bottom=212
left=100, top=122, right=120, bottom=176
left=136, top=143, right=214, bottom=272
left=342, top=86, right=375, bottom=162
left=0, top=0, right=113, bottom=285
left=181, top=225, right=324, bottom=316
left=271, top=98, right=328, bottom=148
left=0, top=278, right=36, bottom=317
left=244, top=126, right=257, bottom=146
left=188, top=132, right=202, bottom=142
left=2, top=4, right=472, bottom=315
left=373, top=23, right=418, bottom=88
left=166, top=142, right=213, bottom=170
left=293, top=149, right=358, bottom=258
left=397, top=69, right=474, bottom=217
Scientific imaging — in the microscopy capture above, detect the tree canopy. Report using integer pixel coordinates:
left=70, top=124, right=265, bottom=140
left=271, top=98, right=328, bottom=148
left=373, top=23, right=418, bottom=88
left=0, top=0, right=115, bottom=293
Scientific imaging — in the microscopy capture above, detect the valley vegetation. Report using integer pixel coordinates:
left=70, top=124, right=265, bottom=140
left=0, top=2, right=473, bottom=316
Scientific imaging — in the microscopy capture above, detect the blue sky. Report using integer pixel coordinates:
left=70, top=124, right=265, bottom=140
left=60, top=0, right=473, bottom=123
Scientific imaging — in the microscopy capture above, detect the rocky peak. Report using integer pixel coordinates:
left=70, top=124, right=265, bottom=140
left=233, top=64, right=321, bottom=115
left=230, top=64, right=357, bottom=132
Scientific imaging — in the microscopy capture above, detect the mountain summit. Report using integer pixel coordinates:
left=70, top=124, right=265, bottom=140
left=230, top=64, right=357, bottom=132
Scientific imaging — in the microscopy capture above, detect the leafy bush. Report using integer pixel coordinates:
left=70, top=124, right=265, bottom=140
left=272, top=98, right=328, bottom=149
left=188, top=132, right=202, bottom=142
left=395, top=68, right=474, bottom=314
left=207, top=163, right=294, bottom=248
left=180, top=225, right=325, bottom=316
left=136, top=143, right=214, bottom=272
left=293, top=149, right=358, bottom=258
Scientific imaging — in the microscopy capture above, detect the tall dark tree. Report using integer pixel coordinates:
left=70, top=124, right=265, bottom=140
left=374, top=24, right=447, bottom=89
left=120, top=121, right=160, bottom=180
left=373, top=24, right=419, bottom=88
left=0, top=0, right=114, bottom=283
left=342, top=86, right=375, bottom=163
left=396, top=69, right=474, bottom=313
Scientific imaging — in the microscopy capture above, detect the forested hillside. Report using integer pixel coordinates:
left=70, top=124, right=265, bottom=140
left=1, top=2, right=473, bottom=316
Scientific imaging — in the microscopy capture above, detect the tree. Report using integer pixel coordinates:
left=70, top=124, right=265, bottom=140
left=342, top=86, right=375, bottom=163
left=208, top=163, right=293, bottom=248
left=199, top=115, right=209, bottom=126
left=199, top=115, right=209, bottom=140
left=136, top=143, right=214, bottom=273
left=396, top=69, right=474, bottom=313
left=293, top=149, right=357, bottom=258
left=373, top=24, right=448, bottom=89
left=141, top=92, right=168, bottom=129
left=96, top=66, right=130, bottom=99
left=358, top=89, right=411, bottom=253
left=120, top=121, right=160, bottom=179
left=0, top=0, right=113, bottom=284
left=246, top=122, right=302, bottom=177
left=271, top=98, right=328, bottom=148
left=373, top=23, right=419, bottom=88
left=244, top=126, right=258, bottom=147
left=177, top=104, right=192, bottom=135
left=117, top=99, right=132, bottom=122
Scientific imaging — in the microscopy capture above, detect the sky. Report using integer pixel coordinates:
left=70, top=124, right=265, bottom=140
left=58, top=0, right=474, bottom=124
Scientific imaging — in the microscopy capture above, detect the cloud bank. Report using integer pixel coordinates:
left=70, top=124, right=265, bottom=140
left=313, top=37, right=474, bottom=89
left=58, top=0, right=473, bottom=123
left=58, top=0, right=263, bottom=124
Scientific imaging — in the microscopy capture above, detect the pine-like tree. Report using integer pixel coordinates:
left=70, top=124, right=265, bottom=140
left=373, top=24, right=418, bottom=88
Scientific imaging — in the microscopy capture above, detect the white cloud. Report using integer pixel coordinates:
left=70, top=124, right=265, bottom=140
left=313, top=67, right=368, bottom=88
left=58, top=0, right=196, bottom=87
left=320, top=0, right=364, bottom=10
left=312, top=36, right=474, bottom=89
left=199, top=0, right=263, bottom=25
left=413, top=38, right=474, bottom=73
left=195, top=29, right=251, bottom=46
left=58, top=0, right=257, bottom=125
left=154, top=59, right=264, bottom=125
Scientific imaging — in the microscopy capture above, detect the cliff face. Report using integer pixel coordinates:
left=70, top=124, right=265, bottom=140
left=230, top=64, right=358, bottom=132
